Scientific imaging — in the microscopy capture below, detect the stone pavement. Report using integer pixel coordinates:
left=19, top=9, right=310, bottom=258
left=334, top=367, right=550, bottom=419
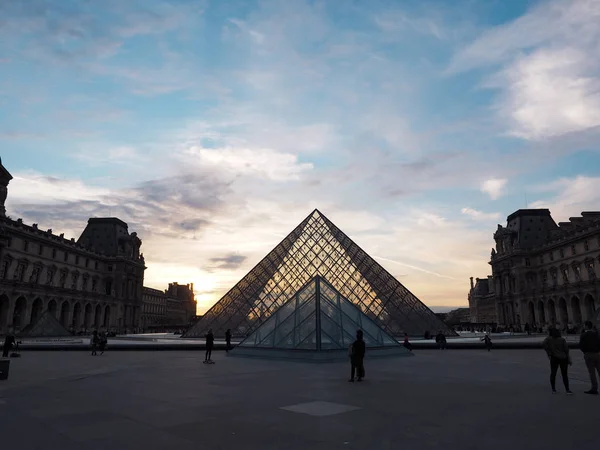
left=0, top=349, right=598, bottom=450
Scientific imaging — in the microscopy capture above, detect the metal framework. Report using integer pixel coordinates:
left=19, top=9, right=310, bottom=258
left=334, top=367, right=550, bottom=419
left=184, top=209, right=455, bottom=338
left=238, top=276, right=400, bottom=350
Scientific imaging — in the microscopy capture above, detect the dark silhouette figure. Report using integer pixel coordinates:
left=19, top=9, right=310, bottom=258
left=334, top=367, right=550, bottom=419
left=225, top=329, right=232, bottom=353
left=98, top=331, right=107, bottom=355
left=349, top=330, right=366, bottom=382
left=481, top=334, right=492, bottom=351
left=525, top=323, right=531, bottom=335
left=91, top=330, right=99, bottom=356
left=2, top=331, right=15, bottom=358
left=435, top=331, right=447, bottom=350
left=579, top=320, right=600, bottom=395
left=205, top=329, right=214, bottom=362
left=543, top=327, right=573, bottom=394
left=403, top=333, right=412, bottom=352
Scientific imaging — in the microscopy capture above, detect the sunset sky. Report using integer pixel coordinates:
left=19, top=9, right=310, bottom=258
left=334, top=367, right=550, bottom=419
left=2, top=0, right=600, bottom=314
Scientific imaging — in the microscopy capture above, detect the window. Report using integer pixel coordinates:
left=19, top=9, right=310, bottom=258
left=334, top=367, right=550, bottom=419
left=571, top=245, right=576, bottom=255
left=52, top=248, right=57, bottom=259
left=71, top=273, right=78, bottom=290
left=105, top=280, right=112, bottom=296
left=539, top=255, right=544, bottom=264
left=550, top=252, right=554, bottom=261
left=92, top=278, right=98, bottom=292
left=541, top=271, right=548, bottom=286
left=584, top=240, right=589, bottom=251
left=64, top=252, right=69, bottom=262
left=586, top=261, right=596, bottom=280
left=525, top=258, right=531, bottom=267
left=14, top=263, right=26, bottom=282
left=75, top=255, right=80, bottom=265
left=559, top=249, right=564, bottom=258
left=551, top=270, right=558, bottom=287
left=59, top=271, right=67, bottom=288
left=38, top=244, right=43, bottom=256
left=29, top=266, right=40, bottom=284
left=562, top=267, right=569, bottom=284
left=23, top=241, right=29, bottom=252
left=573, top=264, right=581, bottom=281
left=95, top=261, right=98, bottom=270
left=108, top=265, right=113, bottom=272
left=85, top=258, right=89, bottom=268
left=82, top=275, right=89, bottom=291
left=46, top=269, right=54, bottom=285
left=0, top=259, right=10, bottom=280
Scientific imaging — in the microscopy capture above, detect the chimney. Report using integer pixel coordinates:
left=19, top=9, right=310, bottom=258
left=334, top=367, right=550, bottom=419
left=470, top=277, right=474, bottom=290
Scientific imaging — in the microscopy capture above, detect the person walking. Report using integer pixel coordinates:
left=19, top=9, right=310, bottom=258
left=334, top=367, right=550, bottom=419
left=98, top=331, right=107, bottom=355
left=579, top=320, right=600, bottom=395
left=403, top=333, right=412, bottom=352
left=2, top=330, right=15, bottom=358
left=435, top=331, right=447, bottom=350
left=205, top=328, right=214, bottom=363
left=90, top=330, right=99, bottom=356
left=481, top=333, right=492, bottom=351
left=225, top=329, right=232, bottom=353
left=349, top=330, right=366, bottom=382
left=542, top=327, right=573, bottom=395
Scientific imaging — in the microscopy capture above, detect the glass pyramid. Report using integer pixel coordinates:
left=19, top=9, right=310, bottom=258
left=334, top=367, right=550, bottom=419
left=238, top=276, right=400, bottom=351
left=184, top=209, right=455, bottom=339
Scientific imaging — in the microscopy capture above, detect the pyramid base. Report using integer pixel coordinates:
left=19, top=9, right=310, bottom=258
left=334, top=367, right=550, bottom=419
left=228, top=346, right=412, bottom=363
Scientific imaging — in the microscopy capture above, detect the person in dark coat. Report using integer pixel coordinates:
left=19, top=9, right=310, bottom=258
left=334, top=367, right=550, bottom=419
left=349, top=330, right=366, bottom=382
left=2, top=330, right=15, bottom=358
left=225, top=329, right=232, bottom=353
left=481, top=333, right=492, bottom=351
left=205, top=328, right=214, bottom=362
left=542, top=327, right=573, bottom=395
left=403, top=333, right=412, bottom=352
left=435, top=331, right=447, bottom=350
left=98, top=331, right=107, bottom=355
left=91, top=330, right=99, bottom=356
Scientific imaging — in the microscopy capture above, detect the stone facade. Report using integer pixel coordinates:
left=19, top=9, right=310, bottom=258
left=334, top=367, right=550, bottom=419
left=470, top=209, right=600, bottom=329
left=141, top=283, right=196, bottom=330
left=468, top=276, right=496, bottom=323
left=0, top=160, right=146, bottom=334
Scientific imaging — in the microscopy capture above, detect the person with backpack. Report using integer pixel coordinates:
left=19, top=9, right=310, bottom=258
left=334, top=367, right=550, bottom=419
left=542, top=327, right=573, bottom=395
left=349, top=330, right=366, bottom=382
left=579, top=320, right=600, bottom=395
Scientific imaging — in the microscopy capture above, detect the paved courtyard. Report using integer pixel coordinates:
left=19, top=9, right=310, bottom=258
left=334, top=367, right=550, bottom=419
left=0, top=349, right=598, bottom=450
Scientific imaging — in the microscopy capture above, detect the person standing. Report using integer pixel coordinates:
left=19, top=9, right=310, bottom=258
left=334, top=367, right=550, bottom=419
left=90, top=330, right=99, bottom=356
left=579, top=321, right=600, bottom=395
left=349, top=330, right=366, bottom=382
left=2, top=330, right=15, bottom=358
left=435, top=331, right=447, bottom=350
left=542, top=327, right=573, bottom=395
left=403, top=333, right=412, bottom=352
left=225, top=329, right=232, bottom=353
left=205, top=328, right=214, bottom=362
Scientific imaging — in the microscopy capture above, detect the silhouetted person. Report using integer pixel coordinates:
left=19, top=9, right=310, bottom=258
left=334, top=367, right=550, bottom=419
left=525, top=323, right=531, bottom=335
left=225, top=329, right=232, bottom=353
left=91, top=330, right=99, bottom=356
left=99, top=331, right=107, bottom=355
left=403, top=333, right=412, bottom=352
left=435, top=331, right=447, bottom=350
left=349, top=330, right=366, bottom=382
left=481, top=333, right=492, bottom=351
left=543, top=327, right=573, bottom=395
left=2, top=330, right=15, bottom=358
left=579, top=320, right=600, bottom=395
left=205, top=329, right=214, bottom=362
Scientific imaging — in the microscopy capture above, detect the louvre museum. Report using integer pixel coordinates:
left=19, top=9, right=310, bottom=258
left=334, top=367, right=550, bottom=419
left=185, top=209, right=454, bottom=359
left=469, top=209, right=600, bottom=330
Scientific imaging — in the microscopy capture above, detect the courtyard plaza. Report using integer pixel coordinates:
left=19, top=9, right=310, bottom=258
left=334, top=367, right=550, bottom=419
left=0, top=349, right=598, bottom=450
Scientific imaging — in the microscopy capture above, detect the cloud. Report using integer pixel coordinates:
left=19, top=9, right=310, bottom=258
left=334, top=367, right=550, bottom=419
left=480, top=178, right=507, bottom=200
left=449, top=0, right=600, bottom=140
left=461, top=207, right=501, bottom=221
left=529, top=175, right=600, bottom=220
left=206, top=254, right=248, bottom=271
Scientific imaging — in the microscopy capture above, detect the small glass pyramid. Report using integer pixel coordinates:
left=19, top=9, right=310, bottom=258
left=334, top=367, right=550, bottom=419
left=238, top=276, right=400, bottom=351
left=184, top=209, right=454, bottom=339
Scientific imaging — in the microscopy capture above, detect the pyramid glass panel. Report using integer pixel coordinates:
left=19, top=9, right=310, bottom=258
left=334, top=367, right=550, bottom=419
left=184, top=210, right=455, bottom=339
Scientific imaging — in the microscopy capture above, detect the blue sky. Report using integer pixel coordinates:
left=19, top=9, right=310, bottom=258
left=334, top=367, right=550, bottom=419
left=2, top=0, right=600, bottom=313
